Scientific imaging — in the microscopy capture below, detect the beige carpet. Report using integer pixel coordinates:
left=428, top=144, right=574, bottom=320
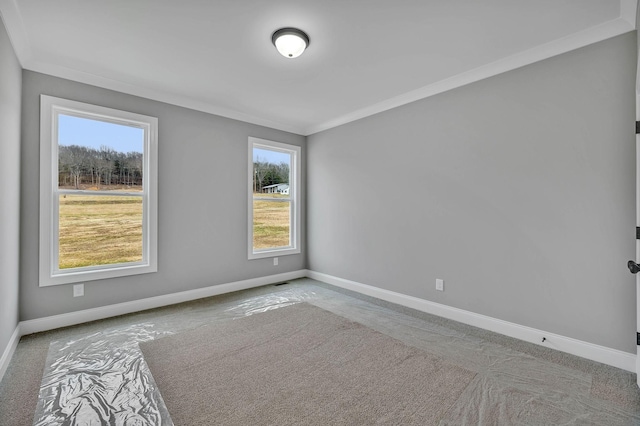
left=139, top=303, right=476, bottom=425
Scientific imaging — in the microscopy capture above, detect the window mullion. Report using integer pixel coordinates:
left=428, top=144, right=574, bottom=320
left=253, top=197, right=292, bottom=202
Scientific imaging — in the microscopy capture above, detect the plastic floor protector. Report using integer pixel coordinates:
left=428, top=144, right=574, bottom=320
left=32, top=279, right=640, bottom=425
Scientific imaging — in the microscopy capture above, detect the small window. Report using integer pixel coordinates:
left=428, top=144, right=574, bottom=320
left=248, top=137, right=301, bottom=259
left=39, top=95, right=158, bottom=286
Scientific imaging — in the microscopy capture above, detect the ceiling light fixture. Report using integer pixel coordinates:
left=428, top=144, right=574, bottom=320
left=272, top=27, right=310, bottom=59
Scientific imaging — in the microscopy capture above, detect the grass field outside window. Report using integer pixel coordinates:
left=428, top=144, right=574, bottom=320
left=59, top=194, right=143, bottom=269
left=253, top=194, right=290, bottom=249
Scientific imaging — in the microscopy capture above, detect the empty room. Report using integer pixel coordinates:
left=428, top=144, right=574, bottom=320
left=2, top=1, right=640, bottom=424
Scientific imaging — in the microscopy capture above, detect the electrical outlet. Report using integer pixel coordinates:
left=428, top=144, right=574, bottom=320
left=73, top=283, right=84, bottom=297
left=273, top=257, right=278, bottom=266
left=435, top=279, right=444, bottom=292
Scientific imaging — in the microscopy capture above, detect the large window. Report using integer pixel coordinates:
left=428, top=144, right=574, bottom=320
left=248, top=137, right=301, bottom=259
left=39, top=95, right=158, bottom=286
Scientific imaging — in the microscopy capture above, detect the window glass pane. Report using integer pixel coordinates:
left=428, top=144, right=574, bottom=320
left=58, top=194, right=143, bottom=269
left=253, top=199, right=290, bottom=249
left=252, top=145, right=293, bottom=251
left=252, top=148, right=291, bottom=194
left=58, top=114, right=144, bottom=192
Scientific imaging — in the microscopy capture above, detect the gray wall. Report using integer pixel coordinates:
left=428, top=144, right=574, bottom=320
left=20, top=71, right=306, bottom=320
left=308, top=33, right=637, bottom=353
left=0, top=17, right=22, bottom=352
left=10, top=28, right=638, bottom=356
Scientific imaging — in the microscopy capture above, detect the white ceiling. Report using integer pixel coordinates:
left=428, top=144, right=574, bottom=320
left=0, top=0, right=636, bottom=135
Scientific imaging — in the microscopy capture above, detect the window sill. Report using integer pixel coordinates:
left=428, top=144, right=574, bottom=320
left=248, top=247, right=301, bottom=260
left=39, top=262, right=157, bottom=287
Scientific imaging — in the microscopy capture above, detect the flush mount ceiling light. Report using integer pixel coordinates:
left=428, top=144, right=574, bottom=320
left=272, top=27, right=310, bottom=59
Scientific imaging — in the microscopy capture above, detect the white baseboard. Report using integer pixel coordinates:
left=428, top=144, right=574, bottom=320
left=7, top=268, right=635, bottom=379
left=307, top=270, right=637, bottom=373
left=20, top=270, right=306, bottom=336
left=0, top=325, right=21, bottom=382
left=2, top=271, right=304, bottom=383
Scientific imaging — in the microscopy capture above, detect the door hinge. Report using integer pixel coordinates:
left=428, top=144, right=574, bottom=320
left=636, top=121, right=640, bottom=134
left=637, top=332, right=640, bottom=346
left=636, top=227, right=640, bottom=240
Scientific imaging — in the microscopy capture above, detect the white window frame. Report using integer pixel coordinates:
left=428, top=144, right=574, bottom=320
left=248, top=137, right=301, bottom=259
left=39, top=95, right=158, bottom=287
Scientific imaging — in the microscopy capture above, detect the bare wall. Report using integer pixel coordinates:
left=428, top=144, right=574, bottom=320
left=20, top=71, right=306, bottom=321
left=0, top=16, right=22, bottom=354
left=307, top=32, right=637, bottom=353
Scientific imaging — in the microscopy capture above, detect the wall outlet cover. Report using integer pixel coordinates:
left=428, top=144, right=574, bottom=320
left=73, top=284, right=84, bottom=297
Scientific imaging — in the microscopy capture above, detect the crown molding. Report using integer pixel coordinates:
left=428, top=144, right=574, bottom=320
left=305, top=15, right=636, bottom=135
left=0, top=0, right=634, bottom=137
left=22, top=58, right=305, bottom=135
left=0, top=0, right=31, bottom=66
left=620, top=0, right=638, bottom=28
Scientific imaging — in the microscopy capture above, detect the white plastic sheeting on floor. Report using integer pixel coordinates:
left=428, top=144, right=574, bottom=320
left=32, top=279, right=640, bottom=425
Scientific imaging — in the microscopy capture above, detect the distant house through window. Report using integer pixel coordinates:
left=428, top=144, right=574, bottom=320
left=39, top=95, right=158, bottom=286
left=261, top=183, right=289, bottom=194
left=248, top=137, right=301, bottom=259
